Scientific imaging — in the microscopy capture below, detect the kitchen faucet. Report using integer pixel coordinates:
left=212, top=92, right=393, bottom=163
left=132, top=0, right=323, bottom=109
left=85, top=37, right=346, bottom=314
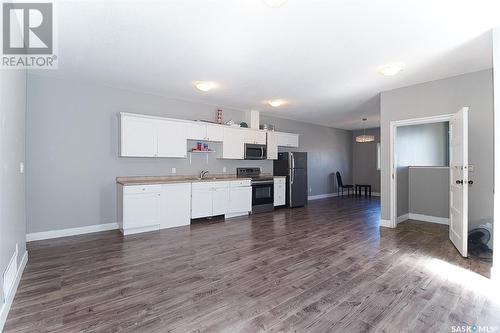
left=200, top=170, right=209, bottom=179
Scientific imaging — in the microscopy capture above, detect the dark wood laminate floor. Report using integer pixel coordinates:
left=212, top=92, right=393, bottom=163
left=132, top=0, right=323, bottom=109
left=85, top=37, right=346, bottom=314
left=5, top=197, right=499, bottom=333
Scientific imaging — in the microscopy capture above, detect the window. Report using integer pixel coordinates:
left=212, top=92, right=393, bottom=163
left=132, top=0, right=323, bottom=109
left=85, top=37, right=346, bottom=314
left=377, top=142, right=381, bottom=171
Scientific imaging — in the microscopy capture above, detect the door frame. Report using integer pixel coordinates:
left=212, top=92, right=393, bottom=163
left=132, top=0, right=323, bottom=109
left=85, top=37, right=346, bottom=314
left=389, top=113, right=455, bottom=228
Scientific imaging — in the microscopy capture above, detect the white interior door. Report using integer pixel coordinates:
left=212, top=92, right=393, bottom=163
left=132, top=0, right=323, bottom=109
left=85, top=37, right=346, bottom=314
left=449, top=107, right=469, bottom=257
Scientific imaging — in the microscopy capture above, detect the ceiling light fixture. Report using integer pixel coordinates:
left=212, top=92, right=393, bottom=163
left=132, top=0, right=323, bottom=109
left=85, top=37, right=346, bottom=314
left=263, top=0, right=288, bottom=8
left=195, top=81, right=217, bottom=92
left=268, top=99, right=286, bottom=108
left=355, top=118, right=375, bottom=143
left=379, top=63, right=404, bottom=76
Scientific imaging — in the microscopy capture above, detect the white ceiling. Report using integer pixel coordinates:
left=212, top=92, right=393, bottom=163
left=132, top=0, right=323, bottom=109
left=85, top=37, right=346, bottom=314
left=38, top=0, right=500, bottom=129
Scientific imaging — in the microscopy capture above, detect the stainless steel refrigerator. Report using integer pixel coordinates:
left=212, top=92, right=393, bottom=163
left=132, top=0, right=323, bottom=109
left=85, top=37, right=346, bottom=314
left=273, top=152, right=308, bottom=207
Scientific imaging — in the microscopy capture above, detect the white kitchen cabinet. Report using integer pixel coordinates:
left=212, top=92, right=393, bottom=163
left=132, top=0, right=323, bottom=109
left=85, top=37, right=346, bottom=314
left=206, top=125, right=224, bottom=142
left=191, top=181, right=230, bottom=218
left=121, top=114, right=187, bottom=158
left=191, top=187, right=213, bottom=219
left=121, top=116, right=157, bottom=157
left=212, top=186, right=230, bottom=216
left=157, top=120, right=187, bottom=157
left=187, top=123, right=224, bottom=142
left=228, top=180, right=252, bottom=216
left=276, top=132, right=299, bottom=148
left=274, top=177, right=286, bottom=206
left=160, top=183, right=191, bottom=228
left=267, top=131, right=278, bottom=160
left=244, top=129, right=267, bottom=145
left=122, top=185, right=162, bottom=234
left=221, top=127, right=245, bottom=159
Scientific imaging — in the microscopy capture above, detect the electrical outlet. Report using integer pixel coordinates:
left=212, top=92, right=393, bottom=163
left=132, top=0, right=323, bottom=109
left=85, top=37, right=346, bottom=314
left=19, top=162, right=24, bottom=174
left=171, top=167, right=176, bottom=174
left=222, top=167, right=227, bottom=173
left=309, top=187, right=312, bottom=193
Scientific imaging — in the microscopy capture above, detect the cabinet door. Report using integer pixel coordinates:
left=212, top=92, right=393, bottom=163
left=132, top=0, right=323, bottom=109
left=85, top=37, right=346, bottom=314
left=222, top=127, right=245, bottom=159
left=157, top=120, right=187, bottom=158
left=255, top=131, right=267, bottom=145
left=276, top=132, right=299, bottom=148
left=212, top=186, right=229, bottom=216
left=121, top=116, right=157, bottom=157
left=187, top=123, right=207, bottom=141
left=161, top=183, right=191, bottom=228
left=244, top=129, right=255, bottom=144
left=267, top=132, right=278, bottom=160
left=191, top=189, right=213, bottom=219
left=229, top=186, right=252, bottom=213
left=274, top=178, right=286, bottom=206
left=123, top=189, right=162, bottom=229
left=206, top=125, right=224, bottom=142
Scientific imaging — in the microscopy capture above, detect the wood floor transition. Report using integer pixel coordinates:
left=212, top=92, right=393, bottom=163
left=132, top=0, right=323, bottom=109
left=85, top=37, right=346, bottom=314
left=4, top=197, right=498, bottom=332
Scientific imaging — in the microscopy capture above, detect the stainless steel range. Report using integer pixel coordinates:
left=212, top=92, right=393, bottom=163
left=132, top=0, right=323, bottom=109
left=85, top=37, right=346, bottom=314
left=237, top=167, right=274, bottom=213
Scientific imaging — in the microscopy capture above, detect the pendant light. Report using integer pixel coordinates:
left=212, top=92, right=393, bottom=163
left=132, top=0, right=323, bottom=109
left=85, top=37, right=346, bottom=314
left=355, top=118, right=375, bottom=143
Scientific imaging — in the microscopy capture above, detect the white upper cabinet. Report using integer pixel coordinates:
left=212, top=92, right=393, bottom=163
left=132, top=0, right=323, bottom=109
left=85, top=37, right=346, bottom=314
left=221, top=127, right=245, bottom=159
left=206, top=125, right=224, bottom=142
left=121, top=115, right=157, bottom=157
left=186, top=122, right=224, bottom=142
left=187, top=122, right=207, bottom=141
left=121, top=114, right=187, bottom=158
left=120, top=113, right=299, bottom=159
left=157, top=120, right=187, bottom=158
left=276, top=132, right=299, bottom=148
left=244, top=129, right=267, bottom=145
left=267, top=131, right=278, bottom=160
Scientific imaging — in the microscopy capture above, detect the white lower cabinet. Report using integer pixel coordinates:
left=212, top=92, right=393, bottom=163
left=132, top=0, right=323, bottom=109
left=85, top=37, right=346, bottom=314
left=160, top=183, right=191, bottom=228
left=191, top=182, right=230, bottom=218
left=228, top=180, right=252, bottom=217
left=122, top=185, right=162, bottom=235
left=191, top=187, right=213, bottom=219
left=120, top=183, right=190, bottom=235
left=274, top=177, right=286, bottom=206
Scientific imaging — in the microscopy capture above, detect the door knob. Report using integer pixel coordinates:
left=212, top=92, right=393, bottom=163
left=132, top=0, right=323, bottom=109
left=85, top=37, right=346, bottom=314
left=468, top=180, right=474, bottom=185
left=456, top=180, right=463, bottom=185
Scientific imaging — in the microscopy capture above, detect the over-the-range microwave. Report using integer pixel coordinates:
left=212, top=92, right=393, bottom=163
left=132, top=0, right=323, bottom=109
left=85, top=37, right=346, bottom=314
left=244, top=144, right=267, bottom=160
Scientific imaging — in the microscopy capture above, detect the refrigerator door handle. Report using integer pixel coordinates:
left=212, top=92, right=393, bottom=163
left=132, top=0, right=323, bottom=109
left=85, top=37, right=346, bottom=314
left=291, top=168, right=295, bottom=184
left=291, top=153, right=295, bottom=169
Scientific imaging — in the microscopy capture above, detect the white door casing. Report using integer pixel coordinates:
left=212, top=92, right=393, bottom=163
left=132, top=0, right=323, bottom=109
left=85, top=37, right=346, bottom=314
left=449, top=107, right=469, bottom=257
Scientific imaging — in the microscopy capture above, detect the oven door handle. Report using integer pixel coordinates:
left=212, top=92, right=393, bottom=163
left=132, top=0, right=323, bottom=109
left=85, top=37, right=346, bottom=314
left=252, top=180, right=274, bottom=185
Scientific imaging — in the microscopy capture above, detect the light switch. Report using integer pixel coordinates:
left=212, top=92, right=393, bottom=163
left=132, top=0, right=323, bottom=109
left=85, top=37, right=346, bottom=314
left=19, top=162, right=24, bottom=174
left=468, top=165, right=474, bottom=172
left=171, top=167, right=176, bottom=174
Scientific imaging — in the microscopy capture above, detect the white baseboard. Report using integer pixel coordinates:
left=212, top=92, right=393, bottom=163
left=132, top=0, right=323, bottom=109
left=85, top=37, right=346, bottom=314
left=397, top=214, right=410, bottom=224
left=0, top=251, right=28, bottom=332
left=308, top=193, right=338, bottom=200
left=380, top=219, right=393, bottom=228
left=26, top=222, right=119, bottom=242
left=371, top=192, right=381, bottom=197
left=408, top=213, right=449, bottom=225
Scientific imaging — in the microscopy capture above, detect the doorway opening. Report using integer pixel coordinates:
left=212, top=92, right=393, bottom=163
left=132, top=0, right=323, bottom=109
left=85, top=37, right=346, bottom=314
left=389, top=109, right=469, bottom=257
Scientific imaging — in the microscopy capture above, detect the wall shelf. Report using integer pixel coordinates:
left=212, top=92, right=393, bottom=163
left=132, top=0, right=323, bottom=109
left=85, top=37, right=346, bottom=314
left=188, top=150, right=215, bottom=164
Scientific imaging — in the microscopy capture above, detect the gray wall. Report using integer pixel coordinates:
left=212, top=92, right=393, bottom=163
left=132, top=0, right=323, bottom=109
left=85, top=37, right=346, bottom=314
left=409, top=167, right=450, bottom=219
left=261, top=115, right=353, bottom=195
left=26, top=74, right=352, bottom=233
left=351, top=128, right=380, bottom=192
left=396, top=122, right=449, bottom=216
left=0, top=70, right=27, bottom=306
left=380, top=69, right=494, bottom=230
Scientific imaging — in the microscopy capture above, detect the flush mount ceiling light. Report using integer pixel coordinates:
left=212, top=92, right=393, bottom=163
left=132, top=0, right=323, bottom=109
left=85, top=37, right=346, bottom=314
left=268, top=99, right=287, bottom=107
left=263, top=0, right=288, bottom=8
left=195, top=81, right=217, bottom=92
left=355, top=118, right=375, bottom=143
left=379, top=63, right=405, bottom=76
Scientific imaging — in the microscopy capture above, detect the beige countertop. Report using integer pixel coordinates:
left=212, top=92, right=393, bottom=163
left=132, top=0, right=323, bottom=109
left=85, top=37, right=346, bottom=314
left=117, top=174, right=251, bottom=186
left=116, top=174, right=285, bottom=186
